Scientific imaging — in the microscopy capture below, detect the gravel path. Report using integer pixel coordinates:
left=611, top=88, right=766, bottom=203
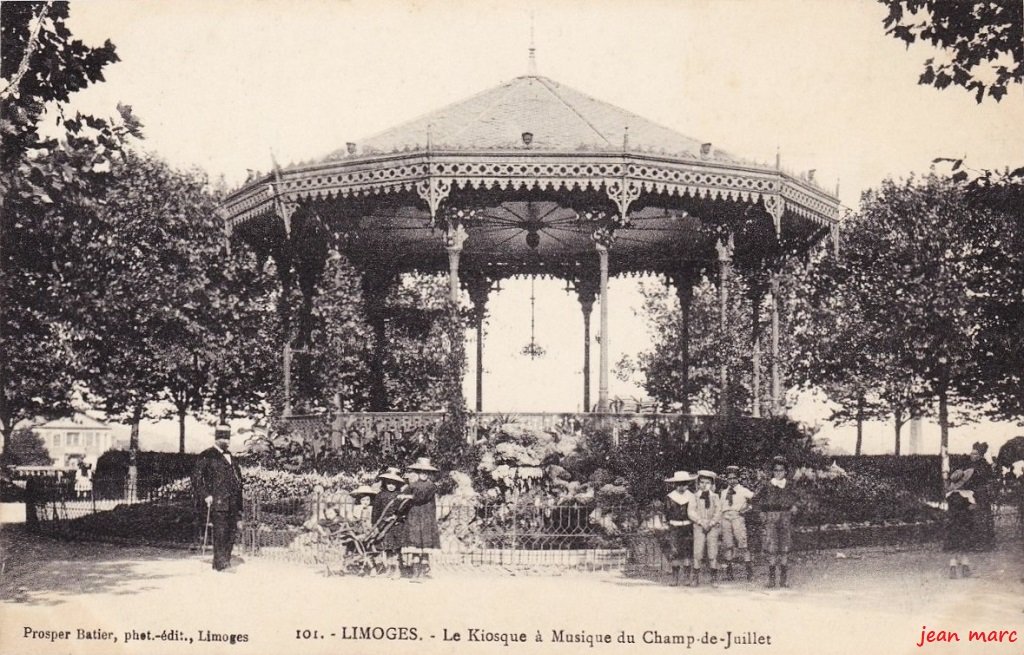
left=2, top=525, right=1022, bottom=655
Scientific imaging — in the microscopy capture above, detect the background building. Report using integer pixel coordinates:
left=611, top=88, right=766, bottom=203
left=33, top=413, right=116, bottom=469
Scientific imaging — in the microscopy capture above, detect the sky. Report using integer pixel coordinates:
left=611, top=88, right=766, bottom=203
left=57, top=0, right=1024, bottom=455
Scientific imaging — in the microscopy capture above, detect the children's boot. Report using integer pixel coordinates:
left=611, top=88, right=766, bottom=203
left=745, top=561, right=754, bottom=581
left=684, top=565, right=694, bottom=587
left=959, top=563, right=970, bottom=578
left=780, top=565, right=789, bottom=588
left=710, top=568, right=719, bottom=587
left=726, top=562, right=734, bottom=581
left=767, top=565, right=777, bottom=588
left=671, top=565, right=681, bottom=586
left=692, top=568, right=701, bottom=587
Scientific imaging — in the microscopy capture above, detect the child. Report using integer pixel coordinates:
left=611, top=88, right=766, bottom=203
left=372, top=468, right=408, bottom=577
left=752, top=455, right=799, bottom=588
left=661, top=471, right=697, bottom=586
left=349, top=485, right=377, bottom=534
left=944, top=468, right=975, bottom=578
left=404, top=457, right=441, bottom=578
left=719, top=465, right=754, bottom=581
left=689, top=470, right=723, bottom=586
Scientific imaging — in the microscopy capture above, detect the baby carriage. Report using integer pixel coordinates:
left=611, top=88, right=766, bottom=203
left=317, top=494, right=413, bottom=576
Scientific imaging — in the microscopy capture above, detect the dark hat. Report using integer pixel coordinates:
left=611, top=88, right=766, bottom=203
left=771, top=456, right=789, bottom=470
left=214, top=425, right=231, bottom=439
left=971, top=442, right=988, bottom=456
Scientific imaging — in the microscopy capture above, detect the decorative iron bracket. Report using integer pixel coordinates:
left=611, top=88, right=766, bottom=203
left=416, top=176, right=453, bottom=226
left=763, top=194, right=784, bottom=239
left=269, top=182, right=297, bottom=237
left=605, top=177, right=641, bottom=226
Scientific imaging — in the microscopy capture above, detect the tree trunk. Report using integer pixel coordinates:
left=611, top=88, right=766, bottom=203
left=893, top=408, right=904, bottom=456
left=0, top=370, right=10, bottom=458
left=127, top=404, right=142, bottom=502
left=939, top=383, right=950, bottom=482
left=855, top=394, right=864, bottom=456
left=178, top=409, right=187, bottom=454
left=0, top=423, right=11, bottom=460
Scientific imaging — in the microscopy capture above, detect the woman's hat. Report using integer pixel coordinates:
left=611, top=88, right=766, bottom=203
left=697, top=470, right=717, bottom=481
left=972, top=442, right=988, bottom=456
left=724, top=465, right=741, bottom=475
left=771, top=456, right=789, bottom=470
left=948, top=468, right=974, bottom=491
left=350, top=485, right=378, bottom=498
left=664, top=470, right=695, bottom=483
left=377, top=467, right=405, bottom=484
left=214, top=425, right=231, bottom=439
left=408, top=457, right=439, bottom=472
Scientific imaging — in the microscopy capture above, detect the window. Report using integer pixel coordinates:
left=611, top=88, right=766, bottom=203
left=67, top=432, right=80, bottom=446
left=86, top=433, right=94, bottom=447
left=53, top=434, right=61, bottom=447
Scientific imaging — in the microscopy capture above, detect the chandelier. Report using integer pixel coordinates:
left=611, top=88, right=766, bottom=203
left=520, top=277, right=546, bottom=360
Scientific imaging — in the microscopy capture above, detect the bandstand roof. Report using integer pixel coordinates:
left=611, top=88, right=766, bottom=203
left=223, top=73, right=841, bottom=280
left=324, top=75, right=740, bottom=162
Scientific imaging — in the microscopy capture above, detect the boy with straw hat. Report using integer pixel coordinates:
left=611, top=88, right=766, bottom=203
left=689, top=470, right=723, bottom=586
left=661, top=470, right=697, bottom=586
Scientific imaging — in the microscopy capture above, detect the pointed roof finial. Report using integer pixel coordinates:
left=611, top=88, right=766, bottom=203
left=775, top=145, right=781, bottom=171
left=527, top=11, right=538, bottom=75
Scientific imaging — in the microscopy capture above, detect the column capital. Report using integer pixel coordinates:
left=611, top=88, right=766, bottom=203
left=715, top=233, right=735, bottom=262
left=444, top=222, right=469, bottom=253
left=464, top=273, right=491, bottom=319
left=592, top=225, right=616, bottom=251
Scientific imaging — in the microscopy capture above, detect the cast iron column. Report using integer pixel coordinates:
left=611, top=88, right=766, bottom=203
left=771, top=272, right=782, bottom=415
left=576, top=272, right=599, bottom=412
left=595, top=240, right=612, bottom=413
left=716, top=235, right=734, bottom=416
left=465, top=274, right=491, bottom=413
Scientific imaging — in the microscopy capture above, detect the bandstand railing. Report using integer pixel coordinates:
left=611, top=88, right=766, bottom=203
left=285, top=410, right=706, bottom=449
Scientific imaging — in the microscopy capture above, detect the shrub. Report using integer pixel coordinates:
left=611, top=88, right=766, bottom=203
left=92, top=451, right=201, bottom=498
left=831, top=454, right=972, bottom=501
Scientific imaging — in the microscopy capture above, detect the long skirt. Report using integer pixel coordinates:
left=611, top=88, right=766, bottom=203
left=659, top=525, right=694, bottom=565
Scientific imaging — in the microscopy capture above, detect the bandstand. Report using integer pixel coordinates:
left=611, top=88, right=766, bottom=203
left=221, top=62, right=841, bottom=447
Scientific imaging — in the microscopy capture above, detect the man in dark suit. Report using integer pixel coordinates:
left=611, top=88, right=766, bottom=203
left=192, top=425, right=244, bottom=571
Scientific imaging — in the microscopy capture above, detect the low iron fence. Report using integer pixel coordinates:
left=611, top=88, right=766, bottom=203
left=23, top=477, right=1023, bottom=572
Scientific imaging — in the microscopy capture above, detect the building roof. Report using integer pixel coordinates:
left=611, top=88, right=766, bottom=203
left=34, top=413, right=111, bottom=431
left=320, top=75, right=738, bottom=163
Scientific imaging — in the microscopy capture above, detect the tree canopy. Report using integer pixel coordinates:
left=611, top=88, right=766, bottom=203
left=879, top=0, right=1023, bottom=102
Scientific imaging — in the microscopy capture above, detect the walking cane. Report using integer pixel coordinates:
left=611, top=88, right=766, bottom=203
left=201, top=501, right=213, bottom=556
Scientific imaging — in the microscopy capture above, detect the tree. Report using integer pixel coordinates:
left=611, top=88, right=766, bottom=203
left=69, top=152, right=222, bottom=490
left=1, top=2, right=138, bottom=455
left=203, top=242, right=282, bottom=425
left=955, top=166, right=1024, bottom=421
left=879, top=0, right=1023, bottom=102
left=0, top=428, right=51, bottom=466
left=789, top=248, right=888, bottom=455
left=823, top=176, right=991, bottom=473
